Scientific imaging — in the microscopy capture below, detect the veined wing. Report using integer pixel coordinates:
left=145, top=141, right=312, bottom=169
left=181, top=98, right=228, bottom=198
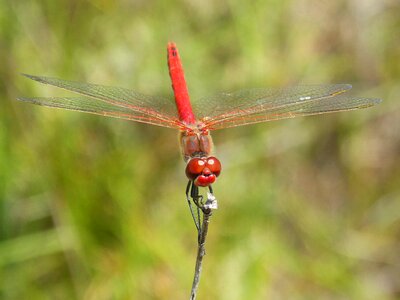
left=19, top=74, right=186, bottom=129
left=201, top=93, right=381, bottom=130
left=17, top=96, right=183, bottom=128
left=192, top=84, right=381, bottom=130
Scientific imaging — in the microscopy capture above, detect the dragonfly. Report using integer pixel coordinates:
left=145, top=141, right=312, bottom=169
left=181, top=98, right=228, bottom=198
left=18, top=42, right=381, bottom=231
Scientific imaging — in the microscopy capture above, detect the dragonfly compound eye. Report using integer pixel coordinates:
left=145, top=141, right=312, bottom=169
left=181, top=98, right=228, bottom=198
left=186, top=157, right=222, bottom=187
left=185, top=158, right=206, bottom=180
left=205, top=157, right=221, bottom=177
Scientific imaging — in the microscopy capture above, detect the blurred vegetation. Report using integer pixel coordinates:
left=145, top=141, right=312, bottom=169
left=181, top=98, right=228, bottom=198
left=1, top=0, right=399, bottom=299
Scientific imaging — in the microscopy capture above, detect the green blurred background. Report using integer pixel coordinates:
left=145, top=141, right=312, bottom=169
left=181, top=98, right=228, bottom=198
left=1, top=0, right=399, bottom=299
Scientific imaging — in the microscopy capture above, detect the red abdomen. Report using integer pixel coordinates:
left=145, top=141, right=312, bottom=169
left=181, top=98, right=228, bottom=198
left=167, top=42, right=196, bottom=124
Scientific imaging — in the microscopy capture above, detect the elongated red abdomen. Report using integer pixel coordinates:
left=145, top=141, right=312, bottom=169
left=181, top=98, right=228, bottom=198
left=167, top=42, right=196, bottom=124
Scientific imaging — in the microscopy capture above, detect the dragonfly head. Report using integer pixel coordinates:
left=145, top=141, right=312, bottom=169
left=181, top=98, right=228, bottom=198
left=185, top=156, right=221, bottom=187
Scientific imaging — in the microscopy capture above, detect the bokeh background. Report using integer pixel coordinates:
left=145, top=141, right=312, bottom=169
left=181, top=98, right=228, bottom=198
left=1, top=0, right=399, bottom=299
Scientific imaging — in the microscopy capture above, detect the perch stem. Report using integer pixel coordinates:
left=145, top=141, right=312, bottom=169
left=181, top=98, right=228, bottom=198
left=190, top=207, right=212, bottom=300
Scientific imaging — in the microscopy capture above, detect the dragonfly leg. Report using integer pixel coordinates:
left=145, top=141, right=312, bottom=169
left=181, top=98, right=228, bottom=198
left=208, top=185, right=213, bottom=194
left=191, top=183, right=205, bottom=237
left=191, top=184, right=218, bottom=212
left=189, top=183, right=205, bottom=241
left=186, top=182, right=218, bottom=238
left=186, top=180, right=200, bottom=232
left=190, top=183, right=203, bottom=228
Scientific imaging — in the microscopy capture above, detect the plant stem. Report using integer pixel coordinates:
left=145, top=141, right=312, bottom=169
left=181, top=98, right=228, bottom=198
left=189, top=208, right=212, bottom=300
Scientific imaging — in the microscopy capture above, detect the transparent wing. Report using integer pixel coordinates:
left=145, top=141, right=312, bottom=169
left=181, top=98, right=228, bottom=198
left=17, top=96, right=182, bottom=128
left=19, top=74, right=186, bottom=129
left=202, top=94, right=381, bottom=130
left=192, top=84, right=381, bottom=130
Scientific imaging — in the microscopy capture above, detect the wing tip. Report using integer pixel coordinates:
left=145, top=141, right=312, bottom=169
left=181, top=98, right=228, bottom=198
left=368, top=97, right=382, bottom=106
left=343, top=83, right=352, bottom=90
left=353, top=97, right=382, bottom=109
left=20, top=73, right=48, bottom=84
left=20, top=73, right=36, bottom=79
left=333, top=83, right=352, bottom=95
left=15, top=97, right=38, bottom=105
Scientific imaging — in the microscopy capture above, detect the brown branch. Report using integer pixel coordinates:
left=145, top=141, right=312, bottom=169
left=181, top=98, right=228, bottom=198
left=190, top=207, right=212, bottom=300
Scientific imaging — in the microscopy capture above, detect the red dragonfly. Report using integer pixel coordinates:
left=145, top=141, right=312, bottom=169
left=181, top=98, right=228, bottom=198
left=18, top=42, right=381, bottom=227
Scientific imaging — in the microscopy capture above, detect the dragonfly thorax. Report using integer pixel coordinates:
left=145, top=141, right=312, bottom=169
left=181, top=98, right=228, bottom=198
left=180, top=125, right=221, bottom=187
left=180, top=125, right=214, bottom=162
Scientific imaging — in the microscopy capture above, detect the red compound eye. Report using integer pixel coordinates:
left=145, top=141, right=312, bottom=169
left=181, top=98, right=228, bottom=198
left=206, top=157, right=221, bottom=177
left=185, top=158, right=206, bottom=180
left=186, top=156, right=222, bottom=186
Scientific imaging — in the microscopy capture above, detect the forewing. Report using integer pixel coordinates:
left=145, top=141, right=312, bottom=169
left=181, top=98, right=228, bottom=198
left=20, top=74, right=185, bottom=129
left=202, top=93, right=381, bottom=130
left=193, top=84, right=351, bottom=121
left=17, top=96, right=182, bottom=128
left=192, top=84, right=380, bottom=130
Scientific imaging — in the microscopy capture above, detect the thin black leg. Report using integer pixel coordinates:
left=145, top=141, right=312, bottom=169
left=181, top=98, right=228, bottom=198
left=186, top=181, right=218, bottom=238
left=191, top=185, right=202, bottom=226
left=208, top=185, right=213, bottom=195
left=186, top=180, right=200, bottom=232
